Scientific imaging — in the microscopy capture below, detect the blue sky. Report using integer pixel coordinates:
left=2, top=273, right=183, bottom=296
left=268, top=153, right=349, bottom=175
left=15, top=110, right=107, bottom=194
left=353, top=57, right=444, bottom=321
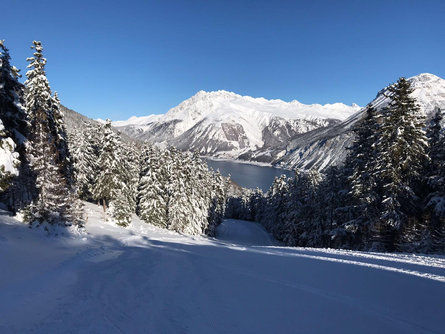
left=2, top=0, right=444, bottom=120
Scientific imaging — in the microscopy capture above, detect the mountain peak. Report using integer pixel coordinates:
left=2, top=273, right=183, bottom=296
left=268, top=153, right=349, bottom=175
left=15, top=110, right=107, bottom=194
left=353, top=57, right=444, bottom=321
left=409, top=73, right=442, bottom=82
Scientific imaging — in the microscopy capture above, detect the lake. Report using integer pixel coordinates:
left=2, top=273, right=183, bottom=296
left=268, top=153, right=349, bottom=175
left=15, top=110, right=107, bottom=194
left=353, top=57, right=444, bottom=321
left=204, top=158, right=295, bottom=192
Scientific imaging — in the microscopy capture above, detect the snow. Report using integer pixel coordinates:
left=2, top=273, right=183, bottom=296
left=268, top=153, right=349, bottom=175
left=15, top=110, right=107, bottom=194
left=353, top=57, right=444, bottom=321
left=0, top=120, right=19, bottom=176
left=115, top=91, right=360, bottom=142
left=1, top=202, right=444, bottom=333
left=112, top=91, right=360, bottom=161
left=279, top=73, right=445, bottom=171
left=115, top=90, right=360, bottom=127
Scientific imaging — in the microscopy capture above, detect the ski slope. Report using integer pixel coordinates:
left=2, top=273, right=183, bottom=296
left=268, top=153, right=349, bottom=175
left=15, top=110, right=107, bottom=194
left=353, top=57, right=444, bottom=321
left=1, top=202, right=444, bottom=333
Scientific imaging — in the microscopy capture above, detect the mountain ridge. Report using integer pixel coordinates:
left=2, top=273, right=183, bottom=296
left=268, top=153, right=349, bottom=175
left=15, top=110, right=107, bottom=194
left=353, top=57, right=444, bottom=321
left=113, top=89, right=361, bottom=163
left=276, top=73, right=445, bottom=170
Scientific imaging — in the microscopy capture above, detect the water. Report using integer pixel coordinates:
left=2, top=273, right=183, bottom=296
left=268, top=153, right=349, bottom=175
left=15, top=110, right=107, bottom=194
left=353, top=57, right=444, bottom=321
left=205, top=159, right=295, bottom=192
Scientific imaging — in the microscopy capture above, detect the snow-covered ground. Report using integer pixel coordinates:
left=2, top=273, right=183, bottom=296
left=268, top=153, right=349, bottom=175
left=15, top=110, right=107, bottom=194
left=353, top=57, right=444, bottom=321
left=1, top=202, right=444, bottom=333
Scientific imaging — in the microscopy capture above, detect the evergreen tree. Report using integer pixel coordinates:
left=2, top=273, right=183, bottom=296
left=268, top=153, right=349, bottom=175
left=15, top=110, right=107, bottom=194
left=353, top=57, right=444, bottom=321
left=137, top=146, right=227, bottom=235
left=92, top=120, right=131, bottom=226
left=121, top=141, right=140, bottom=213
left=166, top=146, right=192, bottom=233
left=426, top=108, right=443, bottom=175
left=0, top=40, right=35, bottom=210
left=374, top=77, right=429, bottom=250
left=70, top=122, right=99, bottom=199
left=348, top=105, right=379, bottom=207
left=206, top=169, right=228, bottom=236
left=424, top=108, right=445, bottom=252
left=137, top=145, right=168, bottom=228
left=50, top=92, right=73, bottom=184
left=0, top=40, right=26, bottom=136
left=23, top=41, right=81, bottom=226
left=0, top=119, right=19, bottom=191
left=92, top=120, right=122, bottom=211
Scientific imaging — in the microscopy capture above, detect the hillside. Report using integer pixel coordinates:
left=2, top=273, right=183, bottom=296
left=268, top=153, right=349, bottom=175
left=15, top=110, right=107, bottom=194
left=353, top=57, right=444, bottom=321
left=277, top=73, right=445, bottom=170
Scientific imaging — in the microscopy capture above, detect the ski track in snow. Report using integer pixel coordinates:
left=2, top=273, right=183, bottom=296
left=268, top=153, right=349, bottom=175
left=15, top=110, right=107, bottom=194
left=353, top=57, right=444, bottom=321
left=0, top=203, right=444, bottom=334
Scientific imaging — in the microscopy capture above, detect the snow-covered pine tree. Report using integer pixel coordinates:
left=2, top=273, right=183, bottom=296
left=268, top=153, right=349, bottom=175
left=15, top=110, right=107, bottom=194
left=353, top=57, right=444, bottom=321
left=348, top=105, right=379, bottom=207
left=50, top=92, right=73, bottom=185
left=292, top=169, right=323, bottom=247
left=184, top=151, right=211, bottom=235
left=426, top=108, right=443, bottom=176
left=24, top=41, right=81, bottom=226
left=0, top=40, right=26, bottom=137
left=0, top=119, right=19, bottom=191
left=424, top=108, right=445, bottom=252
left=343, top=105, right=382, bottom=248
left=0, top=40, right=35, bottom=210
left=92, top=120, right=120, bottom=211
left=137, top=144, right=169, bottom=228
left=206, top=169, right=228, bottom=236
left=166, top=146, right=192, bottom=233
left=71, top=122, right=99, bottom=199
left=374, top=77, right=429, bottom=250
left=120, top=141, right=140, bottom=213
left=108, top=189, right=132, bottom=227
left=260, top=174, right=290, bottom=240
left=92, top=119, right=131, bottom=226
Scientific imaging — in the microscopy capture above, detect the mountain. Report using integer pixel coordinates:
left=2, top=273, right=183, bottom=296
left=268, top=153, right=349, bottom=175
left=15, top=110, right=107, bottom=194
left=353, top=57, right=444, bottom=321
left=113, top=90, right=360, bottom=163
left=276, top=73, right=445, bottom=171
left=61, top=105, right=135, bottom=144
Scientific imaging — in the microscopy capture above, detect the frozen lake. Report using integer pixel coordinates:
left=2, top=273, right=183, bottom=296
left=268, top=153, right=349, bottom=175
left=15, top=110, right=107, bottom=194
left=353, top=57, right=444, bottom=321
left=205, top=158, right=295, bottom=192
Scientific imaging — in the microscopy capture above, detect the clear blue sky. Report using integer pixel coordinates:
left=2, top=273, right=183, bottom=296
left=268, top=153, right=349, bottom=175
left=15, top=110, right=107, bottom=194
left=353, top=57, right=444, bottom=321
left=2, top=0, right=444, bottom=120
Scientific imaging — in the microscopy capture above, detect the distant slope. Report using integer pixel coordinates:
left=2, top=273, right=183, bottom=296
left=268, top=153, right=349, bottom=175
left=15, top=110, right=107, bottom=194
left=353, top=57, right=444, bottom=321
left=276, top=73, right=445, bottom=170
left=113, top=90, right=360, bottom=163
left=61, top=105, right=135, bottom=143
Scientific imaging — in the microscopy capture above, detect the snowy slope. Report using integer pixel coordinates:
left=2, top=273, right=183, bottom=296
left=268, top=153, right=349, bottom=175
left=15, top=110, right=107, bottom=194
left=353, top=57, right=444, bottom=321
left=113, top=91, right=360, bottom=163
left=277, top=73, right=445, bottom=170
left=1, top=203, right=445, bottom=333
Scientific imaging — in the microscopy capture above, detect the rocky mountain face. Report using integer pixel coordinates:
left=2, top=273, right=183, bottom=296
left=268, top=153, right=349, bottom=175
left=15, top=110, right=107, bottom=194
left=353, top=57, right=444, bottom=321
left=276, top=73, right=445, bottom=171
left=113, top=90, right=360, bottom=163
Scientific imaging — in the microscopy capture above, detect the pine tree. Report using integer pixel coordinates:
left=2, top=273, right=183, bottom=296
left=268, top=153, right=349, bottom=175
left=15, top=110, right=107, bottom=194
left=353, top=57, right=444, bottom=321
left=206, top=169, right=228, bottom=236
left=166, top=146, right=192, bottom=233
left=92, top=120, right=122, bottom=211
left=348, top=105, right=379, bottom=206
left=137, top=145, right=169, bottom=228
left=92, top=120, right=132, bottom=226
left=0, top=119, right=19, bottom=191
left=374, top=77, right=429, bottom=250
left=24, top=41, right=81, bottom=226
left=120, top=141, right=140, bottom=213
left=71, top=122, right=99, bottom=199
left=0, top=40, right=35, bottom=210
left=426, top=108, right=443, bottom=176
left=261, top=174, right=290, bottom=240
left=137, top=146, right=227, bottom=235
left=344, top=105, right=382, bottom=248
left=424, top=108, right=445, bottom=252
left=0, top=40, right=26, bottom=136
left=50, top=92, right=74, bottom=184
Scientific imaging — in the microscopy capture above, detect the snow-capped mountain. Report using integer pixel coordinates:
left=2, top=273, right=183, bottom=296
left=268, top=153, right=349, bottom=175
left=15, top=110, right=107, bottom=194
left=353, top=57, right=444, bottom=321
left=276, top=73, right=445, bottom=170
left=113, top=90, right=360, bottom=163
